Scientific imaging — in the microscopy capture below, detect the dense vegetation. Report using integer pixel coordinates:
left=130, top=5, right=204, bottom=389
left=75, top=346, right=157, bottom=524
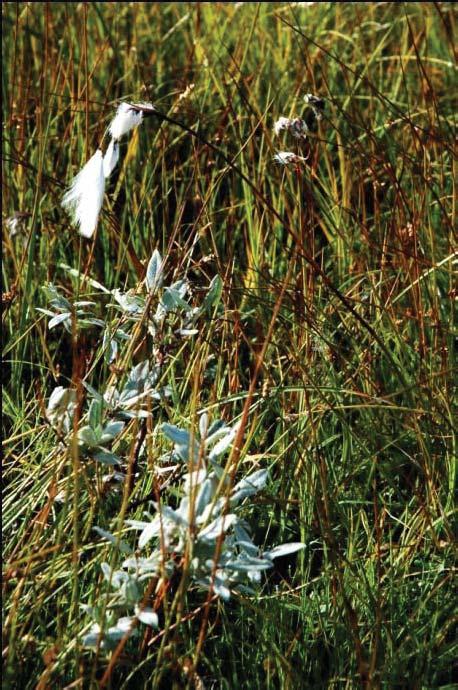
left=2, top=3, right=456, bottom=689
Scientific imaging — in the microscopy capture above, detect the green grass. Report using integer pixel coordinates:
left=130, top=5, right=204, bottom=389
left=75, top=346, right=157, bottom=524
left=2, top=2, right=456, bottom=689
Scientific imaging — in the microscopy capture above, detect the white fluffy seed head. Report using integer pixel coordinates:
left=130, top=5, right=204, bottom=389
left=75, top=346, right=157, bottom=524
left=273, top=117, right=292, bottom=136
left=103, top=139, right=119, bottom=178
left=62, top=150, right=105, bottom=238
left=108, top=102, right=143, bottom=140
left=273, top=116, right=308, bottom=139
left=273, top=151, right=307, bottom=165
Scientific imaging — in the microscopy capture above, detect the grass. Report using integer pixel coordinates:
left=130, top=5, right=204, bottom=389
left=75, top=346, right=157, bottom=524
left=2, top=2, right=456, bottom=689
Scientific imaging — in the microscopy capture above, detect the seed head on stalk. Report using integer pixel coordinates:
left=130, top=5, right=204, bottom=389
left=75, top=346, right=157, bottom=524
left=62, top=149, right=105, bottom=238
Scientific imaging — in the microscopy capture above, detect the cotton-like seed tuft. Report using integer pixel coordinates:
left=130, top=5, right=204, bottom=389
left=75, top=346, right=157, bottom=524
left=103, top=139, right=119, bottom=178
left=273, top=117, right=292, bottom=136
left=62, top=150, right=105, bottom=238
left=273, top=151, right=307, bottom=166
left=273, top=116, right=308, bottom=139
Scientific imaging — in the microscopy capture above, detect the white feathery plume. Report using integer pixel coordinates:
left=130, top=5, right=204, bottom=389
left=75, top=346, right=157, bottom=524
left=108, top=102, right=144, bottom=140
left=103, top=139, right=119, bottom=178
left=273, top=117, right=291, bottom=136
left=273, top=116, right=308, bottom=139
left=273, top=151, right=308, bottom=166
left=62, top=149, right=105, bottom=238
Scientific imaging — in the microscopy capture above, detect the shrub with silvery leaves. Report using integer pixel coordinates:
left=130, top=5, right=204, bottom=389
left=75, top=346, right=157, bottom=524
left=82, top=415, right=305, bottom=649
left=42, top=249, right=223, bottom=468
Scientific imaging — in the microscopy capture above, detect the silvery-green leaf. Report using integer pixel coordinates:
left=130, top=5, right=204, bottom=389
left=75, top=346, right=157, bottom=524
left=247, top=569, right=262, bottom=583
left=264, top=542, right=306, bottom=560
left=161, top=423, right=190, bottom=446
left=154, top=304, right=167, bottom=321
left=48, top=312, right=71, bottom=329
left=119, top=388, right=139, bottom=403
left=83, top=382, right=103, bottom=402
left=105, top=617, right=137, bottom=641
left=234, top=522, right=252, bottom=543
left=146, top=249, right=163, bottom=292
left=117, top=409, right=151, bottom=420
left=183, top=469, right=208, bottom=492
left=112, top=570, right=129, bottom=589
left=196, top=576, right=231, bottom=601
left=93, top=526, right=132, bottom=554
left=78, top=317, right=106, bottom=329
left=194, top=478, right=216, bottom=517
left=175, top=495, right=190, bottom=522
left=235, top=540, right=259, bottom=557
left=138, top=517, right=161, bottom=549
left=199, top=412, right=209, bottom=439
left=198, top=514, right=237, bottom=543
left=147, top=366, right=160, bottom=387
left=93, top=449, right=121, bottom=466
left=208, top=459, right=226, bottom=481
left=74, top=300, right=96, bottom=308
left=114, top=616, right=136, bottom=633
left=205, top=420, right=229, bottom=443
left=103, top=331, right=118, bottom=365
left=160, top=504, right=189, bottom=528
left=101, top=561, right=111, bottom=581
left=100, top=421, right=124, bottom=443
left=197, top=497, right=225, bottom=526
left=213, top=574, right=231, bottom=601
left=202, top=274, right=223, bottom=311
left=43, top=283, right=72, bottom=310
left=208, top=426, right=237, bottom=460
left=46, top=386, right=76, bottom=416
left=125, top=519, right=150, bottom=530
left=122, top=578, right=140, bottom=604
left=151, top=386, right=172, bottom=400
left=123, top=554, right=161, bottom=572
left=88, top=398, right=102, bottom=429
left=224, top=556, right=273, bottom=572
left=126, top=360, right=149, bottom=389
left=135, top=606, right=159, bottom=627
left=160, top=287, right=190, bottom=313
left=36, top=308, right=57, bottom=318
left=103, top=386, right=120, bottom=407
left=112, top=289, right=144, bottom=314
left=78, top=426, right=99, bottom=447
left=115, top=328, right=130, bottom=340
left=82, top=624, right=102, bottom=648
left=118, top=390, right=151, bottom=407
left=169, top=279, right=188, bottom=297
left=230, top=469, right=269, bottom=504
left=173, top=441, right=198, bottom=464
